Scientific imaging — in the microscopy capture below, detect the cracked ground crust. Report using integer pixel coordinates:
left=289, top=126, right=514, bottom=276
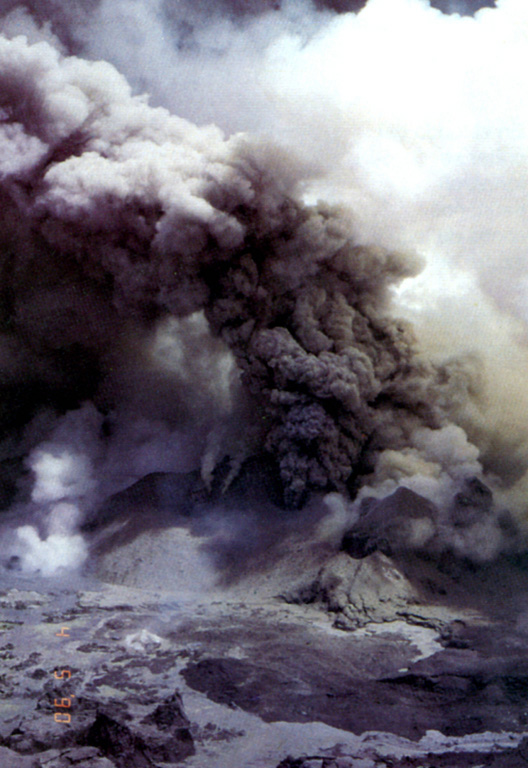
left=2, top=577, right=528, bottom=767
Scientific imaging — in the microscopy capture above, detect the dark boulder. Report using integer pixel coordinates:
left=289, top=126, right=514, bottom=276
left=139, top=693, right=195, bottom=762
left=86, top=713, right=152, bottom=768
left=341, top=487, right=439, bottom=559
left=451, top=476, right=493, bottom=527
left=1, top=690, right=194, bottom=767
left=85, top=697, right=195, bottom=767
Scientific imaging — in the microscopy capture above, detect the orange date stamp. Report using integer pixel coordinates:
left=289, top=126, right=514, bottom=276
left=53, top=627, right=74, bottom=724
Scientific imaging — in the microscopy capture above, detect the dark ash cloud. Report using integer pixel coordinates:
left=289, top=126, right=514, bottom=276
left=0, top=33, right=470, bottom=510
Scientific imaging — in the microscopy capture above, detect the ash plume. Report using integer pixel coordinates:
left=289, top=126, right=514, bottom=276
left=0, top=33, right=467, bottom=517
left=2, top=0, right=528, bottom=574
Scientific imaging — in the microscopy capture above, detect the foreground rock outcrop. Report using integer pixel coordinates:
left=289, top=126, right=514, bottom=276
left=1, top=688, right=194, bottom=767
left=3, top=540, right=528, bottom=767
left=276, top=735, right=528, bottom=768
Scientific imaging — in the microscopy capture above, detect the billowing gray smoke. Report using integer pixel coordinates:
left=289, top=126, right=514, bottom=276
left=0, top=33, right=467, bottom=510
left=3, top=0, right=528, bottom=576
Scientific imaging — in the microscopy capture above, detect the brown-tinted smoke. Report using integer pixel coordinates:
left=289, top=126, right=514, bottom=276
left=0, top=34, right=469, bottom=508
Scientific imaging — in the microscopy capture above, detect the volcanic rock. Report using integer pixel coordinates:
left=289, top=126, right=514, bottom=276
left=0, top=746, right=40, bottom=767
left=341, top=480, right=520, bottom=565
left=138, top=694, right=195, bottom=762
left=450, top=476, right=493, bottom=527
left=33, top=747, right=116, bottom=767
left=1, top=689, right=194, bottom=767
left=86, top=713, right=153, bottom=768
left=314, top=550, right=420, bottom=627
left=342, top=487, right=439, bottom=560
left=275, top=736, right=528, bottom=768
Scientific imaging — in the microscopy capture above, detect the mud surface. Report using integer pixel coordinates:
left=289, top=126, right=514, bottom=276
left=1, top=558, right=528, bottom=767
